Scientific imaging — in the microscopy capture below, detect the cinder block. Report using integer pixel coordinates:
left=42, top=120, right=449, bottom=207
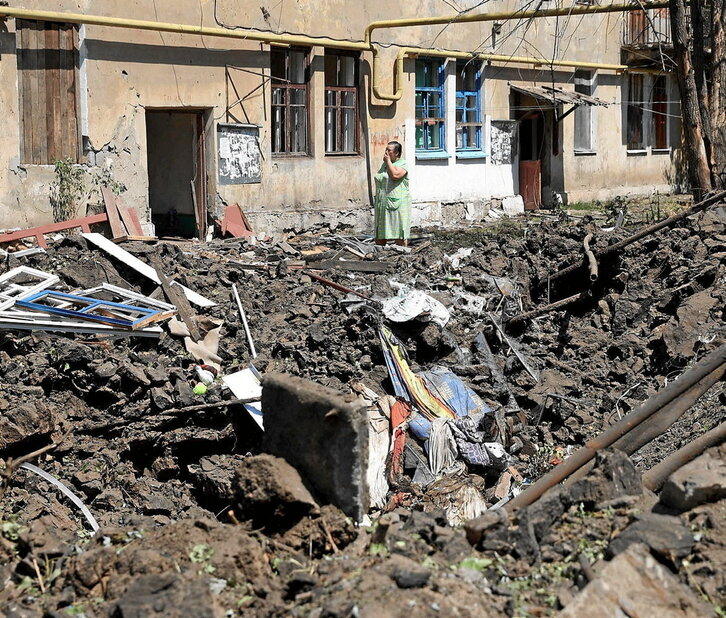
left=262, top=373, right=369, bottom=521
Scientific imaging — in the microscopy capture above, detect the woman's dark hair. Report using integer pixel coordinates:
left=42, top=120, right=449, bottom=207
left=387, top=141, right=402, bottom=156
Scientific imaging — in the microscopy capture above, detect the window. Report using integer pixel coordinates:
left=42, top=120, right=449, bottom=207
left=271, top=47, right=309, bottom=155
left=325, top=51, right=359, bottom=154
left=574, top=70, right=595, bottom=152
left=415, top=58, right=445, bottom=151
left=17, top=20, right=80, bottom=164
left=626, top=73, right=645, bottom=150
left=651, top=75, right=668, bottom=149
left=455, top=61, right=483, bottom=152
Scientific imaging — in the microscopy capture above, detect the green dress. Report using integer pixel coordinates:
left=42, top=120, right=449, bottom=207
left=374, top=158, right=411, bottom=240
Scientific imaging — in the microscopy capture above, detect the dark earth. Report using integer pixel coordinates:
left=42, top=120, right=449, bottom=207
left=0, top=198, right=724, bottom=616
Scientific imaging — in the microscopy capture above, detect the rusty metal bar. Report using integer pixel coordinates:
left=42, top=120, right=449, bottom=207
left=506, top=290, right=590, bottom=328
left=506, top=344, right=726, bottom=511
left=565, top=363, right=726, bottom=485
left=642, top=421, right=726, bottom=491
left=612, top=364, right=726, bottom=454
left=303, top=270, right=377, bottom=304
left=583, top=233, right=598, bottom=282
left=543, top=190, right=726, bottom=287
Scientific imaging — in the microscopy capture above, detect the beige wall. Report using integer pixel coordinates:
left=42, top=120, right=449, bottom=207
left=0, top=1, right=682, bottom=234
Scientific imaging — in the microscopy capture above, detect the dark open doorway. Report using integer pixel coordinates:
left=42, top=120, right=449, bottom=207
left=146, top=110, right=208, bottom=239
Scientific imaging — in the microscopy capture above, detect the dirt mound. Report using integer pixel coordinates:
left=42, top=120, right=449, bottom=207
left=0, top=202, right=724, bottom=615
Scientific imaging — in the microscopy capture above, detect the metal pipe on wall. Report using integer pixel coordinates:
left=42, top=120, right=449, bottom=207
left=0, top=2, right=671, bottom=105
left=364, top=1, right=670, bottom=45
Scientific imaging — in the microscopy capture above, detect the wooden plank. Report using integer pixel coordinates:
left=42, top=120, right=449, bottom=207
left=310, top=260, right=390, bottom=273
left=0, top=213, right=108, bottom=247
left=190, top=179, right=201, bottom=240
left=29, top=21, right=42, bottom=164
left=18, top=20, right=31, bottom=164
left=36, top=21, right=48, bottom=165
left=60, top=24, right=78, bottom=161
left=148, top=254, right=201, bottom=342
left=115, top=196, right=144, bottom=235
left=81, top=233, right=216, bottom=308
left=111, top=235, right=157, bottom=243
left=125, top=207, right=144, bottom=236
left=46, top=23, right=61, bottom=162
left=101, top=186, right=125, bottom=238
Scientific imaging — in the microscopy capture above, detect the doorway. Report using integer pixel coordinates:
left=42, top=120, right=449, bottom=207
left=146, top=110, right=208, bottom=239
left=518, top=112, right=544, bottom=210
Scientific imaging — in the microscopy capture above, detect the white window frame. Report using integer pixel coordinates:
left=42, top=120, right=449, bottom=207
left=574, top=69, right=597, bottom=154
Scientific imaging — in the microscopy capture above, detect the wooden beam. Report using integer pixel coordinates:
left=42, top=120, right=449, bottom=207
left=101, top=186, right=125, bottom=238
left=148, top=254, right=201, bottom=342
left=0, top=213, right=108, bottom=248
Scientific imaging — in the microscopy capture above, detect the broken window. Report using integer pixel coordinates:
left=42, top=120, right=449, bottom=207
left=415, top=58, right=445, bottom=151
left=574, top=70, right=595, bottom=152
left=271, top=47, right=309, bottom=155
left=626, top=73, right=645, bottom=150
left=651, top=75, right=668, bottom=150
left=455, top=61, right=484, bottom=152
left=324, top=51, right=359, bottom=155
left=16, top=20, right=80, bottom=165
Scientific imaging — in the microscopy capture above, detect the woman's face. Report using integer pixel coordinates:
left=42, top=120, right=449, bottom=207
left=385, top=145, right=400, bottom=162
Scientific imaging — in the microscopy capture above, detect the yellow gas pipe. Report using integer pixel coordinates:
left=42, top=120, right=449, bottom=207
left=0, top=2, right=671, bottom=104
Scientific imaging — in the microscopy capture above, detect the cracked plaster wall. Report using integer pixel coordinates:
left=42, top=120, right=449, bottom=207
left=0, top=1, right=683, bottom=234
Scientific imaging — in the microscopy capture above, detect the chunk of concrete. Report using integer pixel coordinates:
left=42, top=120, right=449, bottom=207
left=502, top=195, right=525, bottom=216
left=559, top=543, right=713, bottom=618
left=262, top=374, right=369, bottom=521
left=234, top=454, right=318, bottom=530
left=568, top=449, right=643, bottom=506
left=660, top=445, right=726, bottom=512
left=606, top=513, right=694, bottom=564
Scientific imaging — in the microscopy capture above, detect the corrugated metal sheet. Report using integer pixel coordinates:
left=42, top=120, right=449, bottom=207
left=510, top=83, right=609, bottom=107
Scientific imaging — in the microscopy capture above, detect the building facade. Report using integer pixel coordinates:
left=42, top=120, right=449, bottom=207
left=0, top=1, right=680, bottom=237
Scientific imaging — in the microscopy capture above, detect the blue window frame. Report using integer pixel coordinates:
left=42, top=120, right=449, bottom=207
left=455, top=61, right=483, bottom=152
left=415, top=58, right=445, bottom=151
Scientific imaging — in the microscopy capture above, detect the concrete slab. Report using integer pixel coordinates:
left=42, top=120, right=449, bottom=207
left=262, top=373, right=369, bottom=521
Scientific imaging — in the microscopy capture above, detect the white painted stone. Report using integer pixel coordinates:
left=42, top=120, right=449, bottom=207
left=502, top=195, right=525, bottom=216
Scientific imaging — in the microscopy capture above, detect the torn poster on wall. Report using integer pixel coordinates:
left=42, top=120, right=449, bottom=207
left=490, top=120, right=518, bottom=165
left=218, top=123, right=262, bottom=185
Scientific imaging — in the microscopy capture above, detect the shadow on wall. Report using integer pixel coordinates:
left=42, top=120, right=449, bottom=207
left=666, top=147, right=689, bottom=194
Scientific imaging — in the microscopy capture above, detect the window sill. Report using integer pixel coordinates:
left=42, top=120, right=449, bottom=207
left=272, top=152, right=312, bottom=158
left=651, top=147, right=672, bottom=155
left=574, top=150, right=597, bottom=156
left=415, top=150, right=451, bottom=160
left=456, top=150, right=488, bottom=160
left=325, top=152, right=362, bottom=157
left=626, top=149, right=648, bottom=156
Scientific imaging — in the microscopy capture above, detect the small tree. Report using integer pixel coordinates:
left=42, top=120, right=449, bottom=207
left=49, top=158, right=85, bottom=222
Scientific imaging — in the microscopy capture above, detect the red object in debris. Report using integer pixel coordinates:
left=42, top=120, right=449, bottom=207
left=0, top=213, right=109, bottom=248
left=219, top=204, right=253, bottom=238
left=389, top=399, right=412, bottom=481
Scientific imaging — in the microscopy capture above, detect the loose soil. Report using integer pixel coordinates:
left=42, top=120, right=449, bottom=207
left=0, top=198, right=724, bottom=616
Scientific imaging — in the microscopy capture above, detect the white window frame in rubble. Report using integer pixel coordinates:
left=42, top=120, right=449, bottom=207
left=0, top=267, right=60, bottom=310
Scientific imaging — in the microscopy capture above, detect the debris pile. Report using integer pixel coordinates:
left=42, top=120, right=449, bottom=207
left=0, top=199, right=724, bottom=616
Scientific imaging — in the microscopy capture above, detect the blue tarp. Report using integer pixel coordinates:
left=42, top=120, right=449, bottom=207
left=409, top=366, right=491, bottom=441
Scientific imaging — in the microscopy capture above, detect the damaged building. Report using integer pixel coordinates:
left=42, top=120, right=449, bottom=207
left=2, top=2, right=725, bottom=617
left=0, top=1, right=680, bottom=237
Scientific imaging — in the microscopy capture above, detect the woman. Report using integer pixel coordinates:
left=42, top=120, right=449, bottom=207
left=374, top=141, right=411, bottom=246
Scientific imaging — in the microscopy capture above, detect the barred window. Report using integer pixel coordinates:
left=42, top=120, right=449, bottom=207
left=271, top=47, right=309, bottom=155
left=325, top=51, right=359, bottom=155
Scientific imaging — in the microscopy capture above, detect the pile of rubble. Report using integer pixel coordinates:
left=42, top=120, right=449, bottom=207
left=0, top=199, right=724, bottom=616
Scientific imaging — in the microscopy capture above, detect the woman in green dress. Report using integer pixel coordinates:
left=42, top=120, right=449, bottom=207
left=374, top=141, right=411, bottom=246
